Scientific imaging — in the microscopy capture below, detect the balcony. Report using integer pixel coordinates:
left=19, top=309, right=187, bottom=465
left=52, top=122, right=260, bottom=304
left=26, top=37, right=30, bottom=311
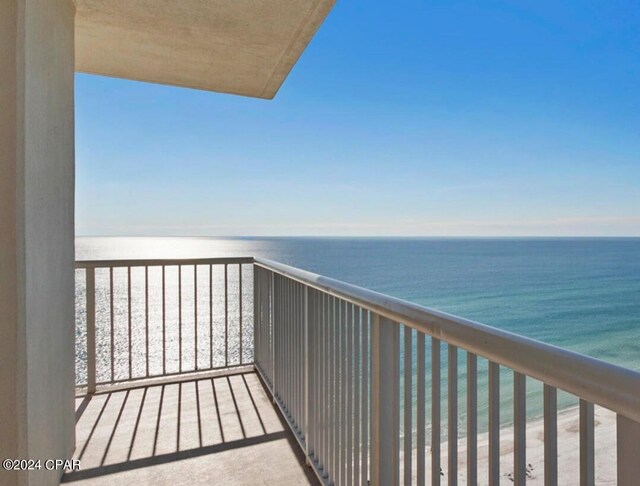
left=66, top=372, right=315, bottom=485
left=68, top=257, right=640, bottom=485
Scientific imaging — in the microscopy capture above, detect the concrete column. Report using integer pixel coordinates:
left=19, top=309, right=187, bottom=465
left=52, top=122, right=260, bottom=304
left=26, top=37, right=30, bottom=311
left=0, top=1, right=76, bottom=485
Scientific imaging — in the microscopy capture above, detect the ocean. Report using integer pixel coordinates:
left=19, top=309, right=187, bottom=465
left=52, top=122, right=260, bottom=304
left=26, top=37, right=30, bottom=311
left=76, top=236, right=640, bottom=430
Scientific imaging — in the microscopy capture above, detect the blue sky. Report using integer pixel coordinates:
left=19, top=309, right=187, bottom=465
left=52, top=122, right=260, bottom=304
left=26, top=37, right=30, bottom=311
left=76, top=0, right=640, bottom=236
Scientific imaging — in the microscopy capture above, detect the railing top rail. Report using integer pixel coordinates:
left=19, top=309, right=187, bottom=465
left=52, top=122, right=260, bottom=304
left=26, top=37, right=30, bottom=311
left=75, top=256, right=254, bottom=269
left=254, top=257, right=640, bottom=422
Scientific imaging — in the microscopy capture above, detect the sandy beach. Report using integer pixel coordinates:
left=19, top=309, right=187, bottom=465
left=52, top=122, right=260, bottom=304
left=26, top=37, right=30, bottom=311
left=410, top=405, right=616, bottom=485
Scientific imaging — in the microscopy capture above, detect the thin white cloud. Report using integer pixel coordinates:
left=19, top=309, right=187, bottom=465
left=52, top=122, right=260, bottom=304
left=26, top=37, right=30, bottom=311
left=77, top=215, right=640, bottom=237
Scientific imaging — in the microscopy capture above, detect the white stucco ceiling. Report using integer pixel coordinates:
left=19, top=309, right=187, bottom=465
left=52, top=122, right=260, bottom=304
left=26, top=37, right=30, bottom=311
left=74, top=0, right=335, bottom=98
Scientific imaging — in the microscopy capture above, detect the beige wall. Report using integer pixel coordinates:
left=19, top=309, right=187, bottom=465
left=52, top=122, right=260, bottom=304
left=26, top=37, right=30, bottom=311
left=0, top=1, right=24, bottom=483
left=0, top=1, right=76, bottom=485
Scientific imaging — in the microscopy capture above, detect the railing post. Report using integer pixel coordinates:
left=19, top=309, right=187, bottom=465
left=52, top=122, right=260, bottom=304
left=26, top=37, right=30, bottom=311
left=543, top=385, right=558, bottom=486
left=370, top=314, right=399, bottom=486
left=617, top=414, right=640, bottom=485
left=86, top=268, right=96, bottom=394
left=579, top=400, right=595, bottom=486
left=271, top=271, right=276, bottom=403
left=252, top=265, right=258, bottom=368
left=303, top=285, right=310, bottom=465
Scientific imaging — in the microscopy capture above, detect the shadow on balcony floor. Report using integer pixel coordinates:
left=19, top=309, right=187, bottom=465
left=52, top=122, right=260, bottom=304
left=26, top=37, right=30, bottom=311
left=63, top=372, right=318, bottom=485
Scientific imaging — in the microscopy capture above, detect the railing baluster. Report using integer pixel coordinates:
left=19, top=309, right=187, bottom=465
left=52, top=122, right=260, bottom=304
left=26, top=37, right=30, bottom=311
left=86, top=268, right=96, bottom=393
left=306, top=286, right=313, bottom=463
left=354, top=306, right=361, bottom=486
left=316, top=292, right=322, bottom=464
left=417, top=332, right=426, bottom=486
left=315, top=291, right=321, bottom=471
left=145, top=266, right=149, bottom=377
left=110, top=267, right=115, bottom=381
left=280, top=277, right=285, bottom=404
left=285, top=276, right=288, bottom=406
left=262, top=268, right=267, bottom=376
left=362, top=310, right=369, bottom=486
left=298, top=283, right=302, bottom=426
left=290, top=280, right=294, bottom=419
left=224, top=264, right=228, bottom=367
left=288, top=279, right=292, bottom=416
left=284, top=276, right=290, bottom=384
left=273, top=274, right=278, bottom=398
left=488, top=361, right=500, bottom=485
left=327, top=292, right=332, bottom=475
left=617, top=414, right=640, bottom=485
left=209, top=264, right=213, bottom=369
left=259, top=267, right=264, bottom=373
left=371, top=314, right=400, bottom=486
left=341, top=300, right=347, bottom=486
left=178, top=265, right=183, bottom=373
left=194, top=265, right=198, bottom=370
left=448, top=345, right=458, bottom=486
left=288, top=279, right=292, bottom=415
left=273, top=274, right=279, bottom=400
left=293, top=281, right=296, bottom=423
left=579, top=400, right=595, bottom=486
left=162, top=266, right=166, bottom=375
left=290, top=280, right=294, bottom=420
left=432, top=338, right=441, bottom=486
left=272, top=272, right=276, bottom=391
left=321, top=292, right=327, bottom=474
left=514, top=372, right=526, bottom=485
left=253, top=266, right=258, bottom=370
left=128, top=266, right=132, bottom=379
left=334, top=298, right=340, bottom=483
left=544, top=384, right=558, bottom=486
left=322, top=292, right=328, bottom=478
left=315, top=289, right=321, bottom=464
left=347, top=303, right=354, bottom=485
left=316, top=292, right=321, bottom=473
left=467, top=353, right=477, bottom=486
left=239, top=264, right=243, bottom=364
left=295, top=281, right=298, bottom=423
left=300, top=284, right=304, bottom=431
left=404, top=326, right=412, bottom=486
left=287, top=279, right=292, bottom=417
left=250, top=265, right=256, bottom=370
left=263, top=270, right=266, bottom=371
left=336, top=299, right=342, bottom=484
left=298, top=283, right=303, bottom=430
left=292, top=280, right=296, bottom=421
left=259, top=267, right=264, bottom=375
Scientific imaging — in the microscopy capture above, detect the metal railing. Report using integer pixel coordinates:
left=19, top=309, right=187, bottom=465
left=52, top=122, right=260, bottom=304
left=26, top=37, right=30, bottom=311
left=75, top=256, right=640, bottom=485
left=75, top=257, right=253, bottom=392
left=253, top=257, right=640, bottom=486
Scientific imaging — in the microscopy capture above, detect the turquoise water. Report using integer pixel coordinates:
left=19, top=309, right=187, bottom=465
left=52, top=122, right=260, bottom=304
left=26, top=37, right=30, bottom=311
left=76, top=237, right=640, bottom=431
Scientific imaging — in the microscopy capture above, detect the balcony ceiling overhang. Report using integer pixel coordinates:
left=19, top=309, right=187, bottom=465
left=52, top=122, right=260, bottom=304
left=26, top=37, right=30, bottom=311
left=74, top=0, right=335, bottom=99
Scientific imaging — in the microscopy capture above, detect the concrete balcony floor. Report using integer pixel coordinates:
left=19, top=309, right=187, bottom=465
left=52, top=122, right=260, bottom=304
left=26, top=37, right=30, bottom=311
left=64, top=372, right=317, bottom=485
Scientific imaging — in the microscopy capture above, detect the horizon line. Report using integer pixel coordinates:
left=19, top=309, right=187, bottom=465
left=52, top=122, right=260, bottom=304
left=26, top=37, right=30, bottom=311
left=75, top=234, right=640, bottom=239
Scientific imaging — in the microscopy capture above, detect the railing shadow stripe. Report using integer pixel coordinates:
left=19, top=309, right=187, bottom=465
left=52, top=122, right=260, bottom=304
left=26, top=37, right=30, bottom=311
left=177, top=382, right=182, bottom=451
left=63, top=431, right=290, bottom=482
left=253, top=368, right=320, bottom=485
left=75, top=395, right=92, bottom=424
left=195, top=380, right=203, bottom=448
left=242, top=374, right=267, bottom=435
left=127, top=387, right=147, bottom=461
left=226, top=376, right=246, bottom=439
left=78, top=393, right=112, bottom=461
left=152, top=385, right=165, bottom=456
left=211, top=377, right=225, bottom=442
left=101, top=390, right=130, bottom=466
